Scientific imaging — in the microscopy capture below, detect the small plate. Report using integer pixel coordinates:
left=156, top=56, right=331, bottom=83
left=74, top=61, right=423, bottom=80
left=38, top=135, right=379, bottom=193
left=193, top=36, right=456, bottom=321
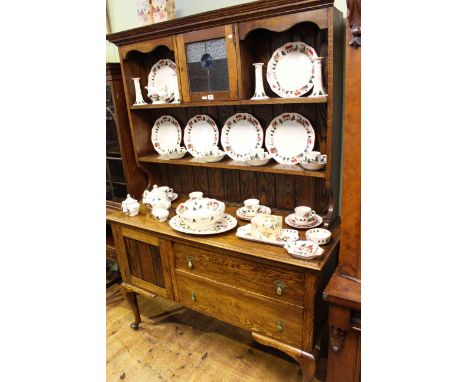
left=306, top=228, right=331, bottom=245
left=236, top=225, right=298, bottom=246
left=236, top=205, right=271, bottom=221
left=285, top=213, right=323, bottom=229
left=284, top=240, right=322, bottom=260
left=169, top=213, right=237, bottom=235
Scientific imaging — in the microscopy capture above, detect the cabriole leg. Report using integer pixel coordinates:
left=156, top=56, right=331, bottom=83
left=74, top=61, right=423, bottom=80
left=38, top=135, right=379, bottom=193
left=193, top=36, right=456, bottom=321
left=120, top=285, right=141, bottom=330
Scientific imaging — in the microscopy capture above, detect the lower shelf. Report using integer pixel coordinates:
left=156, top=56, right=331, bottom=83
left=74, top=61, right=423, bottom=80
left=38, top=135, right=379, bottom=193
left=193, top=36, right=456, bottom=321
left=138, top=153, right=326, bottom=178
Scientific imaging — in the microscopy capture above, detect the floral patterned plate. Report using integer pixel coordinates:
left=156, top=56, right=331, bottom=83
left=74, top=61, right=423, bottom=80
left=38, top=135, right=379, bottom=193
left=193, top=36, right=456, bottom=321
left=267, top=42, right=318, bottom=98
left=235, top=205, right=271, bottom=221
left=236, top=225, right=298, bottom=246
left=147, top=59, right=179, bottom=103
left=221, top=113, right=263, bottom=161
left=265, top=113, right=315, bottom=165
left=151, top=116, right=182, bottom=155
left=284, top=240, right=322, bottom=260
left=184, top=115, right=219, bottom=158
left=169, top=213, right=237, bottom=235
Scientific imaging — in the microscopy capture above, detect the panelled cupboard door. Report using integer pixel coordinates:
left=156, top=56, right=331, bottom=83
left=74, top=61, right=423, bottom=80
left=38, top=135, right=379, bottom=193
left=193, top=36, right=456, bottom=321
left=112, top=225, right=174, bottom=299
left=175, top=24, right=239, bottom=102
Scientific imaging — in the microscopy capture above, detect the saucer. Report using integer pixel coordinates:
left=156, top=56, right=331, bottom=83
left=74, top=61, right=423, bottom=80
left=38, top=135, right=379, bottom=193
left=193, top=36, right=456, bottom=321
left=285, top=213, right=323, bottom=229
left=236, top=205, right=271, bottom=221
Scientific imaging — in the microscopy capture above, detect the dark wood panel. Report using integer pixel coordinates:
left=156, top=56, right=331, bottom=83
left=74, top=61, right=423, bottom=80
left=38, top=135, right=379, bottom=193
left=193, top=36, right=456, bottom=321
left=150, top=245, right=166, bottom=288
left=275, top=174, right=295, bottom=211
left=138, top=241, right=158, bottom=285
left=125, top=238, right=143, bottom=279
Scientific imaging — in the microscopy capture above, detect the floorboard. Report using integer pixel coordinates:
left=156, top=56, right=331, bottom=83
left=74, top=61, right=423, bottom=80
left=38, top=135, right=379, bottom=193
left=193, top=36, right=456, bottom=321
left=107, top=284, right=325, bottom=382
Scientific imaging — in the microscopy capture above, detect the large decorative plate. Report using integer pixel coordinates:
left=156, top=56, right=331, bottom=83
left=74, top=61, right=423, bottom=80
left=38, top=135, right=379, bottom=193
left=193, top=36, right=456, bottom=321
left=236, top=225, right=298, bottom=246
left=148, top=59, right=178, bottom=102
left=267, top=42, right=318, bottom=98
left=151, top=115, right=182, bottom=155
left=221, top=113, right=263, bottom=161
left=169, top=214, right=237, bottom=235
left=265, top=113, right=315, bottom=164
left=184, top=115, right=219, bottom=158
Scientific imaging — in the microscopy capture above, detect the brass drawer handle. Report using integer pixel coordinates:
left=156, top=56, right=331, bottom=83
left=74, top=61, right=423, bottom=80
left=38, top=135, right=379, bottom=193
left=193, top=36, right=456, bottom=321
left=187, top=256, right=193, bottom=269
left=191, top=292, right=196, bottom=302
left=274, top=280, right=286, bottom=296
left=276, top=320, right=283, bottom=332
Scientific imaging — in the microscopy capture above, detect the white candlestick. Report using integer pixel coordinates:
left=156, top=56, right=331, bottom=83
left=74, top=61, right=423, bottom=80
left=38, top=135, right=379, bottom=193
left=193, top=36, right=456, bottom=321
left=251, top=63, right=269, bottom=100
left=132, top=78, right=147, bottom=105
left=309, top=57, right=327, bottom=98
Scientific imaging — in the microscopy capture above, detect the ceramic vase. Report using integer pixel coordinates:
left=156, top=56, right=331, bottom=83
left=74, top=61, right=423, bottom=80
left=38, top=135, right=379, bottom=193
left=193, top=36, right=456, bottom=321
left=136, top=0, right=154, bottom=26
left=132, top=78, right=147, bottom=105
left=251, top=63, right=269, bottom=100
left=309, top=57, right=327, bottom=98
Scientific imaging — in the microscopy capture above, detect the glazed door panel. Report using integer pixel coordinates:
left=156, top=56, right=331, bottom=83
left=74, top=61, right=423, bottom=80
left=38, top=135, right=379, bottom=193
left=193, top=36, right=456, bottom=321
left=112, top=225, right=174, bottom=299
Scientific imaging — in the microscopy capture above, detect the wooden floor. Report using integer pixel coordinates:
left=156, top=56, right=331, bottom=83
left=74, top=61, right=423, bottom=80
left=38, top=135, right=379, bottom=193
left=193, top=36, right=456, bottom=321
left=107, top=284, right=326, bottom=382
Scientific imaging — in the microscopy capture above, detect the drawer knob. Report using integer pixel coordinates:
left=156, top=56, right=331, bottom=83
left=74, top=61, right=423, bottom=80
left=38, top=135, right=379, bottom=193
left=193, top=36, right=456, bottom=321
left=274, top=280, right=286, bottom=296
left=187, top=256, right=193, bottom=269
left=276, top=320, right=283, bottom=332
left=191, top=292, right=196, bottom=302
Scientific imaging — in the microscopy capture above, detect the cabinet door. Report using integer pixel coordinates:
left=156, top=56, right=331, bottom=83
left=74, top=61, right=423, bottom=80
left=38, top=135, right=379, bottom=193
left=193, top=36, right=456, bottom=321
left=175, top=24, right=238, bottom=102
left=112, top=225, right=174, bottom=299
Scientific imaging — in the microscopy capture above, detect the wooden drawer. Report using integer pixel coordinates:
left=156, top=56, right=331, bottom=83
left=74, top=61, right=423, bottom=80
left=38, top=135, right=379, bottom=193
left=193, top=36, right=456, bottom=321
left=177, top=272, right=304, bottom=347
left=174, top=243, right=304, bottom=306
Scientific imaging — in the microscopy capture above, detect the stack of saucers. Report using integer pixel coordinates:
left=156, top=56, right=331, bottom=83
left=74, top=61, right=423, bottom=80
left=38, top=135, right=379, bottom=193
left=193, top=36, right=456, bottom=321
left=285, top=206, right=323, bottom=229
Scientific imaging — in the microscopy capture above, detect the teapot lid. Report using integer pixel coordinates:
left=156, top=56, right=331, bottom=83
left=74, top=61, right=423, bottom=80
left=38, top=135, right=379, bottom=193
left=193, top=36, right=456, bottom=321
left=123, top=194, right=137, bottom=204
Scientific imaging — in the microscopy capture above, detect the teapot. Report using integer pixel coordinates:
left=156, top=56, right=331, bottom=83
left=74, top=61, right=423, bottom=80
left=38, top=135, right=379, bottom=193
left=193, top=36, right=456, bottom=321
left=121, top=195, right=140, bottom=217
left=150, top=195, right=171, bottom=210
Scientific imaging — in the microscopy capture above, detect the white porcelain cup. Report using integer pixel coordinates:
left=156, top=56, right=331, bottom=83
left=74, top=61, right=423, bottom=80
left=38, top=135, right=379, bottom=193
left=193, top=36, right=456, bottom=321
left=294, top=206, right=316, bottom=223
left=244, top=198, right=260, bottom=214
left=304, top=151, right=327, bottom=163
left=152, top=207, right=169, bottom=222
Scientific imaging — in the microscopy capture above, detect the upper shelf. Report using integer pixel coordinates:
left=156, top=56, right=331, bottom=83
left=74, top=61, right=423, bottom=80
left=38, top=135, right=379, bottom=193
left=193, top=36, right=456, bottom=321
left=138, top=153, right=326, bottom=178
left=130, top=97, right=327, bottom=110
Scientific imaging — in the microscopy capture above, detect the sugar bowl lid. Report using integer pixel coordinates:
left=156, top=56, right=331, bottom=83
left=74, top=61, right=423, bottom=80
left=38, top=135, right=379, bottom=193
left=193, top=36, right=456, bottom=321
left=123, top=194, right=138, bottom=205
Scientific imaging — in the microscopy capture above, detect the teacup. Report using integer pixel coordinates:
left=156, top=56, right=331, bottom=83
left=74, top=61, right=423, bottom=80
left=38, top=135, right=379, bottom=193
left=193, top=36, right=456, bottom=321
left=244, top=198, right=260, bottom=215
left=303, top=151, right=327, bottom=164
left=294, top=206, right=316, bottom=224
left=152, top=207, right=169, bottom=222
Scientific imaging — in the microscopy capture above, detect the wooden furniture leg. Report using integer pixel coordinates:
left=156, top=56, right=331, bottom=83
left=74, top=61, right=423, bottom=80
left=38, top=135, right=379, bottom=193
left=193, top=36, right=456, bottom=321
left=252, top=332, right=318, bottom=382
left=120, top=284, right=141, bottom=330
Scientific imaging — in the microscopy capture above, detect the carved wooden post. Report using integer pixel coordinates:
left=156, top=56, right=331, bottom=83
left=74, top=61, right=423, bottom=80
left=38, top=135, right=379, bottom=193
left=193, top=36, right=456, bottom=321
left=340, top=0, right=361, bottom=279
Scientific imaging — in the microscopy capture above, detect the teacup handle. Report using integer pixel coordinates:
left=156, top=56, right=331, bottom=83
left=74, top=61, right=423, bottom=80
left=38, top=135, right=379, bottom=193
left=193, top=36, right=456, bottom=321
left=308, top=210, right=316, bottom=216
left=168, top=188, right=173, bottom=194
left=320, top=154, right=327, bottom=163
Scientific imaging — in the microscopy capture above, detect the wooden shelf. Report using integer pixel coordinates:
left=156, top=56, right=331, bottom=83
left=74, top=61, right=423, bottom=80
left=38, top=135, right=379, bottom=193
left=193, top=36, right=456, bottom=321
left=130, top=97, right=327, bottom=110
left=138, top=154, right=326, bottom=178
